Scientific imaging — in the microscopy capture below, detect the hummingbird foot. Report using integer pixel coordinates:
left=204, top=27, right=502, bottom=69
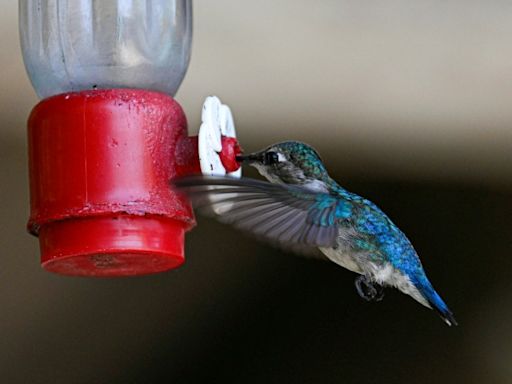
left=355, top=275, right=385, bottom=302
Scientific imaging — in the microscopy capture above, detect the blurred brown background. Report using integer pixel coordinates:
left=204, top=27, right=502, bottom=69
left=1, top=1, right=511, bottom=383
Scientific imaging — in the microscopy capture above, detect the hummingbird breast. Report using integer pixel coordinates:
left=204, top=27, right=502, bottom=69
left=319, top=245, right=363, bottom=274
left=319, top=226, right=365, bottom=274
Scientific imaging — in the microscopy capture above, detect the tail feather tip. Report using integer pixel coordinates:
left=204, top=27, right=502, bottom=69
left=439, top=310, right=458, bottom=327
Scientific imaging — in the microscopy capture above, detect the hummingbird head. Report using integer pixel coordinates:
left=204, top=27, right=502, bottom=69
left=236, top=141, right=331, bottom=192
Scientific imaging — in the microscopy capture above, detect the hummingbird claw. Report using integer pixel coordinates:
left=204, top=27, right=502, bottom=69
left=355, top=275, right=385, bottom=302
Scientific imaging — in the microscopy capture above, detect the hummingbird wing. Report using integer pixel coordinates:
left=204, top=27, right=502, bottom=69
left=173, top=176, right=344, bottom=250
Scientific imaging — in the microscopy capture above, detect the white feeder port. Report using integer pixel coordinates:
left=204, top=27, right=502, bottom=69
left=199, top=96, right=242, bottom=178
left=198, top=96, right=242, bottom=215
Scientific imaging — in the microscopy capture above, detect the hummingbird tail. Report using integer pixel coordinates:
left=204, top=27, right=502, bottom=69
left=418, top=280, right=458, bottom=326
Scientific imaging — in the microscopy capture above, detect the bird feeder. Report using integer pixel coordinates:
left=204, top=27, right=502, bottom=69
left=19, top=0, right=241, bottom=276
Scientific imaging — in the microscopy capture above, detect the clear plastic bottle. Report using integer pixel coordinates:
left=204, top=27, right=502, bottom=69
left=19, top=0, right=192, bottom=99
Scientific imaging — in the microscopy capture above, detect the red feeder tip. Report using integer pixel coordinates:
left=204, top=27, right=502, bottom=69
left=219, top=136, right=243, bottom=173
left=175, top=135, right=242, bottom=177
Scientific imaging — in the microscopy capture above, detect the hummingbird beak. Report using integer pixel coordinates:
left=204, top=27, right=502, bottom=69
left=235, top=153, right=262, bottom=164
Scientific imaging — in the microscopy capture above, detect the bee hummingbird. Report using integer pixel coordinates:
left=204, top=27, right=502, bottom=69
left=174, top=141, right=457, bottom=326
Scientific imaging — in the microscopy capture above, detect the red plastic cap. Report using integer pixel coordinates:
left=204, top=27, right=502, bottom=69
left=27, top=89, right=196, bottom=276
left=39, top=215, right=185, bottom=276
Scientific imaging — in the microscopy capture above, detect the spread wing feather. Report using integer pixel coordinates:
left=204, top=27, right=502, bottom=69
left=173, top=176, right=344, bottom=251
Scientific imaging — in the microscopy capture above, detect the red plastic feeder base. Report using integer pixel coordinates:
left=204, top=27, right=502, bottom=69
left=27, top=89, right=196, bottom=277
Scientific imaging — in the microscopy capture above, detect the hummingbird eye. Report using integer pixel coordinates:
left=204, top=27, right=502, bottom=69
left=264, top=151, right=279, bottom=165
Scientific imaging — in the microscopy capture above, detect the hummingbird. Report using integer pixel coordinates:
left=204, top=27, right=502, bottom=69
left=174, top=141, right=457, bottom=326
